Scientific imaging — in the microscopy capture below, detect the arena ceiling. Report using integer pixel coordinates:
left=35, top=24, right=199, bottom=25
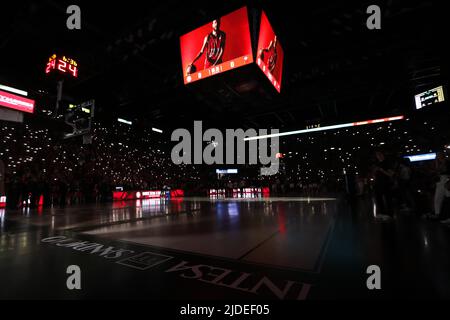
left=0, top=0, right=446, bottom=131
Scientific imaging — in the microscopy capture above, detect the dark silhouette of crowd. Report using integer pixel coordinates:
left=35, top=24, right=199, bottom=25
left=1, top=112, right=450, bottom=225
left=0, top=120, right=199, bottom=209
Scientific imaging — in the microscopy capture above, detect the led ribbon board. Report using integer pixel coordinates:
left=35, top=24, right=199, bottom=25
left=0, top=90, right=35, bottom=113
left=404, top=153, right=436, bottom=162
left=244, top=116, right=405, bottom=141
left=216, top=169, right=238, bottom=174
left=0, top=84, right=28, bottom=96
left=113, top=191, right=162, bottom=201
left=118, top=118, right=132, bottom=125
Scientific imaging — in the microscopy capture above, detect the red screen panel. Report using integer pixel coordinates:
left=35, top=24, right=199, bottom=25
left=180, top=7, right=253, bottom=84
left=140, top=191, right=162, bottom=199
left=113, top=190, right=165, bottom=201
left=113, top=191, right=136, bottom=201
left=257, top=11, right=284, bottom=93
left=0, top=196, right=6, bottom=208
left=0, top=90, right=35, bottom=113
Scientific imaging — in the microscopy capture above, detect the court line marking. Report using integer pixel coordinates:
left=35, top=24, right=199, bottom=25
left=114, top=238, right=319, bottom=275
left=314, top=215, right=337, bottom=273
left=66, top=198, right=338, bottom=275
left=236, top=230, right=281, bottom=261
left=116, top=252, right=174, bottom=270
left=237, top=208, right=338, bottom=273
left=80, top=234, right=322, bottom=277
left=63, top=208, right=201, bottom=232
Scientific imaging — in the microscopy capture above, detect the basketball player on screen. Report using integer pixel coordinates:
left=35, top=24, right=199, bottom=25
left=259, top=35, right=278, bottom=73
left=187, top=18, right=226, bottom=75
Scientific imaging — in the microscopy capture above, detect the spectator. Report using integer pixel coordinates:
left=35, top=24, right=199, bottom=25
left=397, top=158, right=415, bottom=212
left=372, top=150, right=395, bottom=220
left=0, top=158, right=4, bottom=196
left=433, top=152, right=450, bottom=219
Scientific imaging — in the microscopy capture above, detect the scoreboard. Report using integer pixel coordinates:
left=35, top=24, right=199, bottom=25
left=45, top=54, right=78, bottom=78
left=180, top=7, right=284, bottom=93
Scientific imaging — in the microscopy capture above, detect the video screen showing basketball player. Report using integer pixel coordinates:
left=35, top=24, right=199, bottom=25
left=257, top=10, right=284, bottom=92
left=259, top=35, right=278, bottom=73
left=187, top=19, right=226, bottom=75
left=180, top=7, right=253, bottom=84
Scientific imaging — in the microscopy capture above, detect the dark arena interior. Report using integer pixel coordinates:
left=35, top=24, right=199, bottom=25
left=0, top=0, right=449, bottom=308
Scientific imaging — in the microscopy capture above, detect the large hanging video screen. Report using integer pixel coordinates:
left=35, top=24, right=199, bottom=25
left=257, top=11, right=284, bottom=93
left=180, top=7, right=253, bottom=84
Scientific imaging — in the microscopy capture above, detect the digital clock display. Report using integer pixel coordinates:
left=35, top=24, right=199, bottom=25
left=45, top=54, right=78, bottom=78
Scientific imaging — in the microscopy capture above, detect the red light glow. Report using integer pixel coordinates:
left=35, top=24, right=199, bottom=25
left=0, top=196, right=6, bottom=208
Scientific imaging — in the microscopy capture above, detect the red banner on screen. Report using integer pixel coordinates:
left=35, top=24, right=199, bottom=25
left=0, top=90, right=35, bottom=113
left=180, top=7, right=253, bottom=84
left=257, top=11, right=284, bottom=93
left=113, top=191, right=162, bottom=201
left=0, top=196, right=6, bottom=208
left=113, top=190, right=184, bottom=201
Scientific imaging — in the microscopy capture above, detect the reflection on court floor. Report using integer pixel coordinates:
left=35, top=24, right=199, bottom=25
left=83, top=197, right=338, bottom=272
left=2, top=196, right=450, bottom=299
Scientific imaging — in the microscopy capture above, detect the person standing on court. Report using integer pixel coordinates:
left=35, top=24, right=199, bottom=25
left=0, top=158, right=5, bottom=196
left=372, top=150, right=395, bottom=220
